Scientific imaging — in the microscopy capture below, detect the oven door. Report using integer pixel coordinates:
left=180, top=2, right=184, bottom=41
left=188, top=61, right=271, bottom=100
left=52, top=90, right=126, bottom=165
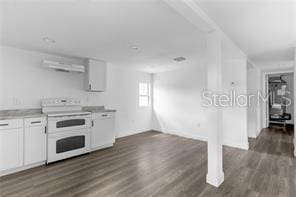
left=47, top=129, right=91, bottom=163
left=48, top=115, right=91, bottom=133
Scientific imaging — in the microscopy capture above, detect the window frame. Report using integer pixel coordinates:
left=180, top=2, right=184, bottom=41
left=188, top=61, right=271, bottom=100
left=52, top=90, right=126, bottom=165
left=139, top=82, right=151, bottom=107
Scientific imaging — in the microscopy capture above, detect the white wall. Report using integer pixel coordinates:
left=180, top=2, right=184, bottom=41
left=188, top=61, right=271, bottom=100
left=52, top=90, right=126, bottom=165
left=247, top=66, right=260, bottom=138
left=153, top=59, right=249, bottom=150
left=152, top=64, right=208, bottom=141
left=0, top=46, right=152, bottom=137
left=222, top=59, right=248, bottom=149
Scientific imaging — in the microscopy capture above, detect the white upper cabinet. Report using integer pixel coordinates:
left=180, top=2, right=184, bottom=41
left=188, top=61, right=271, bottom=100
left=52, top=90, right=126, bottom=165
left=85, top=59, right=106, bottom=92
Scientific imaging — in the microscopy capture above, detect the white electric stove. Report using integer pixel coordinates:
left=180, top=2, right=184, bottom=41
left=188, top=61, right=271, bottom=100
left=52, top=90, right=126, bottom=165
left=42, top=98, right=91, bottom=163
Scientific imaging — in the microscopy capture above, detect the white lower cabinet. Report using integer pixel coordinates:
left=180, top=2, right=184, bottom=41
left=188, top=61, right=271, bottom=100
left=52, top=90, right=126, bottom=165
left=0, top=111, right=115, bottom=175
left=0, top=119, right=24, bottom=172
left=91, top=112, right=115, bottom=150
left=24, top=117, right=46, bottom=165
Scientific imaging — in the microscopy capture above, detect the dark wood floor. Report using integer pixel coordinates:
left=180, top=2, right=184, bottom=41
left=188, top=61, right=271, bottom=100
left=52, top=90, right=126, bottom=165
left=0, top=127, right=295, bottom=197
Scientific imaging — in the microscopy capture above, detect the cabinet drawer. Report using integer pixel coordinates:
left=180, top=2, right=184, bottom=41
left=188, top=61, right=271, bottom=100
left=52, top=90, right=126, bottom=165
left=24, top=117, right=46, bottom=127
left=0, top=119, right=23, bottom=130
left=92, top=112, right=114, bottom=119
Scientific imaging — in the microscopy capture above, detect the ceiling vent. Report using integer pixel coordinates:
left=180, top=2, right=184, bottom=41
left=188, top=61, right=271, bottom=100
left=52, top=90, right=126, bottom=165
left=173, top=57, right=186, bottom=62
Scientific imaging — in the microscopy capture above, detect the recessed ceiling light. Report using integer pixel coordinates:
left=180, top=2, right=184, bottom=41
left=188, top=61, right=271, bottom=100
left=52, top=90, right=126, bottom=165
left=130, top=45, right=139, bottom=50
left=43, top=37, right=56, bottom=43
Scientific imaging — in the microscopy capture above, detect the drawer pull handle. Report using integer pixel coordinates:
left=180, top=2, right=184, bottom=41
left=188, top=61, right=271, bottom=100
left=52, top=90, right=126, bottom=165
left=0, top=124, right=9, bottom=126
left=31, top=121, right=41, bottom=124
left=101, top=114, right=108, bottom=117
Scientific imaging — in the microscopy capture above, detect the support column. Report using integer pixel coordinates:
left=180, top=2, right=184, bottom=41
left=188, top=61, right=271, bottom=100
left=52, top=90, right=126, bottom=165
left=206, top=31, right=224, bottom=187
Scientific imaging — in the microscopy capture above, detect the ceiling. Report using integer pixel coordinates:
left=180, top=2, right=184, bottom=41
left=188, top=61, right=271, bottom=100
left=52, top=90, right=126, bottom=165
left=0, top=0, right=206, bottom=73
left=1, top=0, right=294, bottom=72
left=195, top=0, right=296, bottom=66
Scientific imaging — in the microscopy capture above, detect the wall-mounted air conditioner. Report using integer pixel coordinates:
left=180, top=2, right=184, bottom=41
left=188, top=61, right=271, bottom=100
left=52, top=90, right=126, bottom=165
left=42, top=60, right=85, bottom=73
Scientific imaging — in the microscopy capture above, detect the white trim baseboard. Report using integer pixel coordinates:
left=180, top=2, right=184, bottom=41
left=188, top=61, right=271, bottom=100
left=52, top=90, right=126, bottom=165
left=0, top=161, right=45, bottom=177
left=116, top=129, right=152, bottom=138
left=158, top=129, right=208, bottom=142
left=248, top=134, right=257, bottom=139
left=157, top=129, right=249, bottom=150
left=206, top=171, right=225, bottom=187
left=223, top=139, right=249, bottom=150
left=91, top=143, right=114, bottom=151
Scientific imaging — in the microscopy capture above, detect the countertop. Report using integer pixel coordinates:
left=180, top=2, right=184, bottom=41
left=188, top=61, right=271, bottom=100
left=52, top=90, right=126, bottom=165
left=0, top=109, right=46, bottom=120
left=0, top=106, right=116, bottom=120
left=82, top=106, right=116, bottom=113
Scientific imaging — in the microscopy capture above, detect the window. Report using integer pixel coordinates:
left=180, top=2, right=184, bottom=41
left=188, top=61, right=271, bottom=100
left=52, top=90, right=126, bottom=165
left=139, top=82, right=150, bottom=107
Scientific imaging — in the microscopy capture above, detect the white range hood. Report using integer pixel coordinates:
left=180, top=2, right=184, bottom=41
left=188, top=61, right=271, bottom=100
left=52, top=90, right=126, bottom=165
left=42, top=60, right=85, bottom=73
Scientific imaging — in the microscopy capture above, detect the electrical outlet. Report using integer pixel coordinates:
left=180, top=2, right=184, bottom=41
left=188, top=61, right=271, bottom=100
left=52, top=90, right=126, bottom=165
left=12, top=98, right=22, bottom=106
left=197, top=123, right=201, bottom=128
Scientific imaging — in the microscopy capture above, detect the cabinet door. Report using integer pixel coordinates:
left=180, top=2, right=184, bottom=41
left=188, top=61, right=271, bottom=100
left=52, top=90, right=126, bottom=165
left=87, top=60, right=106, bottom=92
left=0, top=128, right=23, bottom=171
left=24, top=126, right=46, bottom=165
left=91, top=118, right=115, bottom=149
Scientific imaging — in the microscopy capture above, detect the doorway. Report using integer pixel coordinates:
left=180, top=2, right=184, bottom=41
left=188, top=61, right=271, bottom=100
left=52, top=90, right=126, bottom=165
left=266, top=72, right=294, bottom=131
left=261, top=71, right=295, bottom=157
